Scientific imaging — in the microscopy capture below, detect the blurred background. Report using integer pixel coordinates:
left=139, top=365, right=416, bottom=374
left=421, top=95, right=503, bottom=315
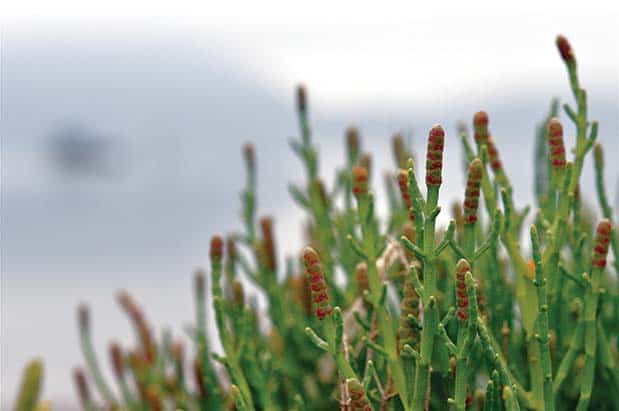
left=2, top=4, right=618, bottom=409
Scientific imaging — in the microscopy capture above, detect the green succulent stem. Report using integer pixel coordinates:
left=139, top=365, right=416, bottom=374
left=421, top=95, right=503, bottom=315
left=212, top=258, right=255, bottom=410
left=530, top=226, right=555, bottom=411
left=477, top=318, right=523, bottom=411
left=194, top=274, right=221, bottom=409
left=478, top=146, right=498, bottom=217
left=412, top=185, right=440, bottom=411
left=552, top=321, right=583, bottom=395
left=78, top=315, right=117, bottom=407
left=14, top=359, right=43, bottom=411
left=455, top=272, right=480, bottom=411
left=324, top=309, right=358, bottom=380
left=463, top=224, right=475, bottom=261
left=575, top=265, right=604, bottom=411
left=453, top=327, right=468, bottom=411
left=293, top=95, right=343, bottom=304
left=357, top=194, right=411, bottom=411
left=594, top=143, right=619, bottom=274
left=452, top=204, right=478, bottom=411
left=563, top=61, right=592, bottom=203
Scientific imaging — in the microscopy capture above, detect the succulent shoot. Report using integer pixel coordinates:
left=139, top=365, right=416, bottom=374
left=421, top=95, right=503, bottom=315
left=303, top=247, right=333, bottom=320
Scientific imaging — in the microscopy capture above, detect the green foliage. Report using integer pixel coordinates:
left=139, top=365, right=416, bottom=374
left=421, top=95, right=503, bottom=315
left=14, top=359, right=44, bottom=411
left=68, top=34, right=618, bottom=411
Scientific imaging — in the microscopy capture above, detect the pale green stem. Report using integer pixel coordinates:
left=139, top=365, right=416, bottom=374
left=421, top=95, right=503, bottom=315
left=412, top=186, right=440, bottom=411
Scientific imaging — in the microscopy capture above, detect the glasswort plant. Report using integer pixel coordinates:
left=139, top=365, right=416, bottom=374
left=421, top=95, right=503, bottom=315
left=58, top=34, right=619, bottom=411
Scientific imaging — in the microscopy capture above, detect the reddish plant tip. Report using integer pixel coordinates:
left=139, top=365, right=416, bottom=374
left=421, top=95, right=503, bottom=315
left=455, top=259, right=471, bottom=322
left=172, top=341, right=184, bottom=362
left=594, top=142, right=604, bottom=168
left=260, top=217, right=277, bottom=272
left=359, top=154, right=372, bottom=175
left=473, top=111, right=489, bottom=145
left=452, top=202, right=464, bottom=226
left=352, top=166, right=369, bottom=197
left=425, top=125, right=445, bottom=187
left=226, top=236, right=237, bottom=261
left=473, top=111, right=489, bottom=128
left=242, top=142, right=255, bottom=169
left=486, top=137, right=503, bottom=172
left=73, top=368, right=91, bottom=405
left=429, top=124, right=445, bottom=139
left=193, top=358, right=207, bottom=398
left=465, top=388, right=473, bottom=407
left=302, top=246, right=332, bottom=320
left=592, top=220, right=612, bottom=268
left=260, top=216, right=273, bottom=230
left=398, top=275, right=421, bottom=350
left=548, top=118, right=562, bottom=137
left=116, top=291, right=147, bottom=336
left=547, top=118, right=566, bottom=169
left=464, top=159, right=483, bottom=224
left=116, top=291, right=154, bottom=363
left=109, top=342, right=124, bottom=378
left=296, top=84, right=307, bottom=112
left=146, top=388, right=163, bottom=411
left=392, top=132, right=408, bottom=167
left=232, top=280, right=245, bottom=305
left=556, top=35, right=575, bottom=64
left=355, top=261, right=369, bottom=296
left=117, top=290, right=135, bottom=314
left=346, top=127, right=360, bottom=155
left=397, top=170, right=415, bottom=221
left=393, top=132, right=404, bottom=153
left=302, top=246, right=320, bottom=265
left=210, top=235, right=224, bottom=263
left=78, top=304, right=89, bottom=331
left=346, top=378, right=373, bottom=411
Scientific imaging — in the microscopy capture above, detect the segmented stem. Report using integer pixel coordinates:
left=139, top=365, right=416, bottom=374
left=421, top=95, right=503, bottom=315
left=530, top=226, right=555, bottom=411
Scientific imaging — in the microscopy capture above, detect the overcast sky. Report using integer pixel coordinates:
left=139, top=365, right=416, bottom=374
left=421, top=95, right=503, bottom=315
left=1, top=6, right=618, bottom=408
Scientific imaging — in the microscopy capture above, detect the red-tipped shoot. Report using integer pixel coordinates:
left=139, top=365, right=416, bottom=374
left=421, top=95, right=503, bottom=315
left=352, top=166, right=369, bottom=198
left=548, top=118, right=566, bottom=169
left=425, top=125, right=445, bottom=187
left=463, top=159, right=483, bottom=224
left=455, top=259, right=471, bottom=322
left=592, top=220, right=612, bottom=268
left=302, top=247, right=332, bottom=320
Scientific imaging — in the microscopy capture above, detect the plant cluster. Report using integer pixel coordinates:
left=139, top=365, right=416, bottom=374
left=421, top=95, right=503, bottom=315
left=13, top=34, right=618, bottom=411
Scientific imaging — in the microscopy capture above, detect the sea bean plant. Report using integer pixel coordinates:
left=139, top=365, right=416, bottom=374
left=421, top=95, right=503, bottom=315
left=30, top=34, right=618, bottom=411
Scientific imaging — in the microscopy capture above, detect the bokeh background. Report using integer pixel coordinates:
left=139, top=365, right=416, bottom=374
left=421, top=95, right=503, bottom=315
left=2, top=5, right=618, bottom=409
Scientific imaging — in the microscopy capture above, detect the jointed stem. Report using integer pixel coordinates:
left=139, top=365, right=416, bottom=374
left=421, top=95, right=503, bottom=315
left=78, top=310, right=117, bottom=407
left=575, top=267, right=603, bottom=411
left=594, top=143, right=619, bottom=274
left=531, top=226, right=555, bottom=411
left=356, top=194, right=410, bottom=410
left=412, top=186, right=440, bottom=411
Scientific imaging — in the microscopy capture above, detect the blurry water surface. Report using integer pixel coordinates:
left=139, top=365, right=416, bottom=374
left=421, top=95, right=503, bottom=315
left=2, top=19, right=618, bottom=408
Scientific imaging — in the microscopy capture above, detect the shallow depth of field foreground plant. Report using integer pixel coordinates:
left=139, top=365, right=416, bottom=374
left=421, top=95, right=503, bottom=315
left=16, top=34, right=618, bottom=411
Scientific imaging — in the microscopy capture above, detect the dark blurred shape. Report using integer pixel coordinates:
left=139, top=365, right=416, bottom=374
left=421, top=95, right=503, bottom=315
left=47, top=125, right=126, bottom=179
